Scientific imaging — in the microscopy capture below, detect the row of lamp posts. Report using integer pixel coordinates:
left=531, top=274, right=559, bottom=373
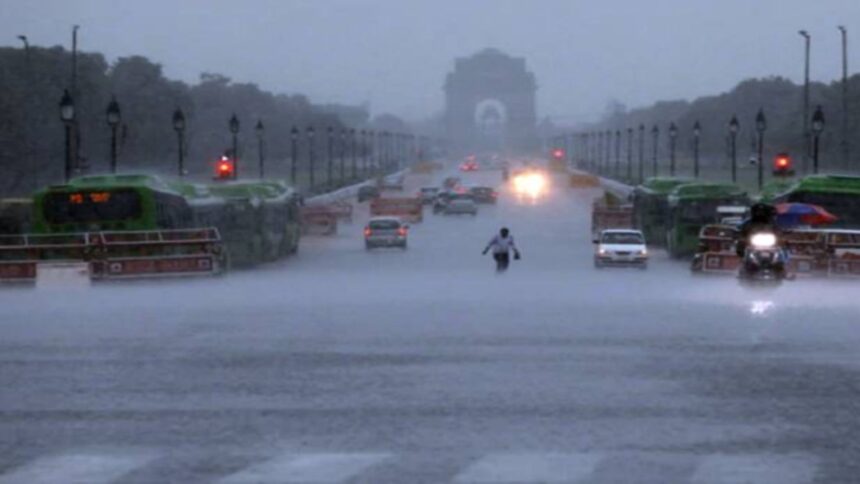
left=57, top=90, right=415, bottom=190
left=556, top=105, right=827, bottom=189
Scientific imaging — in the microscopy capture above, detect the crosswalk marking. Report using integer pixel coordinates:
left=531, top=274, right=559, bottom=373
left=0, top=450, right=155, bottom=484
left=690, top=454, right=818, bottom=484
left=217, top=452, right=392, bottom=483
left=453, top=452, right=602, bottom=483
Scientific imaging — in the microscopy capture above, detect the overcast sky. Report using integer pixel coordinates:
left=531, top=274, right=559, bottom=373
left=2, top=0, right=859, bottom=124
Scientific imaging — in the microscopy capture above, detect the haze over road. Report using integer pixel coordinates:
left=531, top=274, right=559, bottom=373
left=1, top=166, right=859, bottom=483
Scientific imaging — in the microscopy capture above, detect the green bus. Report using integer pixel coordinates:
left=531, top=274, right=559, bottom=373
left=631, top=177, right=693, bottom=246
left=766, top=175, right=860, bottom=228
left=31, top=174, right=301, bottom=268
left=665, top=182, right=749, bottom=258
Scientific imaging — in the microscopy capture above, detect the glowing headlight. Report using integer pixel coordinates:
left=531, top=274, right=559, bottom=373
left=512, top=172, right=547, bottom=197
left=750, top=232, right=777, bottom=249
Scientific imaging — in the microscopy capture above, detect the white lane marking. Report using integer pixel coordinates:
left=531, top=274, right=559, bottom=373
left=453, top=452, right=602, bottom=483
left=0, top=450, right=155, bottom=484
left=691, top=454, right=818, bottom=484
left=218, top=452, right=391, bottom=483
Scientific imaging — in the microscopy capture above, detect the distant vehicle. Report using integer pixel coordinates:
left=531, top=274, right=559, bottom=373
left=380, top=174, right=405, bottom=191
left=443, top=194, right=478, bottom=216
left=763, top=174, right=860, bottom=228
left=443, top=176, right=461, bottom=189
left=418, top=187, right=440, bottom=205
left=364, top=216, right=408, bottom=250
left=631, top=177, right=692, bottom=246
left=593, top=229, right=648, bottom=269
left=665, top=182, right=748, bottom=258
left=460, top=160, right=479, bottom=172
left=358, top=185, right=381, bottom=202
left=738, top=231, right=786, bottom=285
left=432, top=190, right=455, bottom=214
left=469, top=186, right=498, bottom=204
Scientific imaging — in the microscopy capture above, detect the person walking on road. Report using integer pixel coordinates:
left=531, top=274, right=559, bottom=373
left=482, top=227, right=521, bottom=272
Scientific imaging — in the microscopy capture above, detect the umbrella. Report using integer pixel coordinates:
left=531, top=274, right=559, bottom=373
left=774, top=202, right=838, bottom=227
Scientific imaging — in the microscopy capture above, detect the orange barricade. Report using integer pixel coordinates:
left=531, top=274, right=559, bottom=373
left=370, top=197, right=423, bottom=223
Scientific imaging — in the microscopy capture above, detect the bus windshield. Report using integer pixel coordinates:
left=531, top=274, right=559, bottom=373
left=44, top=189, right=142, bottom=224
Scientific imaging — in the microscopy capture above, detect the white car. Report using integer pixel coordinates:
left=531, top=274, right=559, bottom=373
left=364, top=217, right=408, bottom=249
left=593, top=229, right=648, bottom=269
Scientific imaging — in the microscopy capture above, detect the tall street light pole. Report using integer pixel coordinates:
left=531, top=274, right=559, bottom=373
left=614, top=130, right=621, bottom=178
left=290, top=126, right=299, bottom=185
left=637, top=124, right=645, bottom=184
left=59, top=89, right=75, bottom=182
left=605, top=130, right=611, bottom=176
left=340, top=129, right=347, bottom=183
left=255, top=120, right=265, bottom=179
left=326, top=126, right=334, bottom=186
left=229, top=114, right=240, bottom=180
left=668, top=123, right=678, bottom=176
left=812, top=105, right=825, bottom=174
left=839, top=26, right=849, bottom=169
left=728, top=115, right=739, bottom=183
left=350, top=128, right=357, bottom=180
left=307, top=126, right=316, bottom=191
left=360, top=130, right=367, bottom=177
left=651, top=124, right=659, bottom=177
left=172, top=108, right=186, bottom=177
left=692, top=121, right=701, bottom=179
left=106, top=97, right=121, bottom=173
left=756, top=109, right=767, bottom=190
left=799, top=30, right=811, bottom=173
left=626, top=128, right=633, bottom=182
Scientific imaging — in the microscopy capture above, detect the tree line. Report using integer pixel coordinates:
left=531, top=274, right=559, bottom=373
left=0, top=46, right=393, bottom=196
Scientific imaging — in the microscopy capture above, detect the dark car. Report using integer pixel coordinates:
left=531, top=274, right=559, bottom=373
left=358, top=185, right=380, bottom=202
left=418, top=187, right=440, bottom=205
left=433, top=190, right=455, bottom=214
left=469, top=186, right=498, bottom=204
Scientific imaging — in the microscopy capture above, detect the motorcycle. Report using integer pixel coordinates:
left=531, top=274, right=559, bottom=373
left=738, top=231, right=787, bottom=285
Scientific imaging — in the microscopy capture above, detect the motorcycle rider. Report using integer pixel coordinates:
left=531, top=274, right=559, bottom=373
left=735, top=203, right=779, bottom=257
left=483, top=227, right=521, bottom=272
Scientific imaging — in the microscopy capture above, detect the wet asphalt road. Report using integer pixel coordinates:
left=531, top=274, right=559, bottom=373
left=1, top=167, right=860, bottom=483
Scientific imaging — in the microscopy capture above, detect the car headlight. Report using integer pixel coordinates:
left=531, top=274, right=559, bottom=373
left=750, top=233, right=777, bottom=249
left=638, top=249, right=648, bottom=256
left=598, top=248, right=607, bottom=255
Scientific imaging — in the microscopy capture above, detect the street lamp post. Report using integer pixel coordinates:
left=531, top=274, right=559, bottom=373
left=350, top=128, right=357, bottom=180
left=651, top=124, right=659, bottom=177
left=728, top=115, right=739, bottom=183
left=799, top=30, right=811, bottom=173
left=360, top=130, right=367, bottom=177
left=106, top=96, right=121, bottom=174
left=290, top=126, right=299, bottom=185
left=626, top=128, right=633, bottom=182
left=339, top=129, right=347, bottom=184
left=812, top=105, right=825, bottom=174
left=614, top=130, right=621, bottom=178
left=307, top=126, right=316, bottom=191
left=692, top=121, right=701, bottom=179
left=172, top=108, right=186, bottom=177
left=327, top=126, right=334, bottom=187
left=59, top=89, right=75, bottom=182
left=597, top=132, right=604, bottom=174
left=637, top=124, right=645, bottom=183
left=604, top=130, right=611, bottom=175
left=229, top=114, right=240, bottom=179
left=668, top=123, right=678, bottom=176
left=756, top=109, right=767, bottom=190
left=838, top=26, right=849, bottom=169
left=255, top=120, right=265, bottom=179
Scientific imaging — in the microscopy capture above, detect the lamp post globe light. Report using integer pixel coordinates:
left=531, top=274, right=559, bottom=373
left=668, top=122, right=678, bottom=176
left=106, top=96, right=121, bottom=174
left=755, top=108, right=767, bottom=190
left=172, top=108, right=186, bottom=177
left=728, top=115, right=739, bottom=183
left=59, top=89, right=76, bottom=182
left=290, top=126, right=299, bottom=185
left=228, top=114, right=240, bottom=179
left=255, top=119, right=265, bottom=179
left=812, top=105, right=825, bottom=174
left=692, top=120, right=701, bottom=179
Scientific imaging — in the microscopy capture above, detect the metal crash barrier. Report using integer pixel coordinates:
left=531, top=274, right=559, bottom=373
left=370, top=197, right=423, bottom=223
left=0, top=228, right=224, bottom=284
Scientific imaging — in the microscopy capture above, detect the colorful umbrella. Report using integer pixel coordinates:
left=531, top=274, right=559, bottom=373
left=774, top=203, right=838, bottom=227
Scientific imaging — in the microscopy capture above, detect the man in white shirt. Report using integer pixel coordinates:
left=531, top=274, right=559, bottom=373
left=482, top=227, right=521, bottom=272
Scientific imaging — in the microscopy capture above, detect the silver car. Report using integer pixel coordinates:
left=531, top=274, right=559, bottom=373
left=364, top=217, right=408, bottom=249
left=443, top=195, right=478, bottom=216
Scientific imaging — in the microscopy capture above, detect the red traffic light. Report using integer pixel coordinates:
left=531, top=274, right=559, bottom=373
left=772, top=152, right=793, bottom=176
left=216, top=156, right=235, bottom=179
left=552, top=148, right=565, bottom=159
